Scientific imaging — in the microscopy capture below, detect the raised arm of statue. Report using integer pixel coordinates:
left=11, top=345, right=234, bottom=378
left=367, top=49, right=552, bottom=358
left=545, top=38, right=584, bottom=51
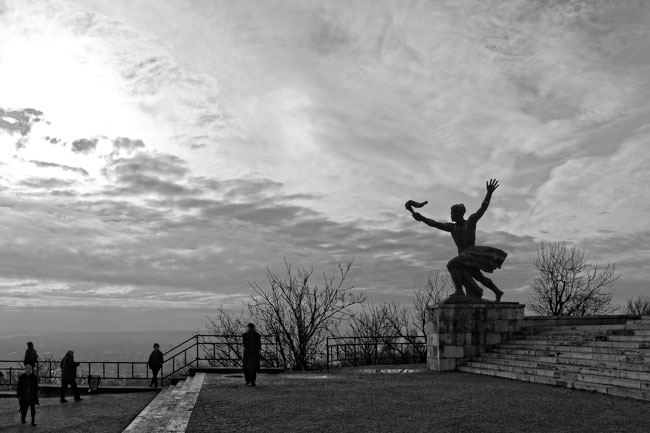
left=470, top=179, right=499, bottom=222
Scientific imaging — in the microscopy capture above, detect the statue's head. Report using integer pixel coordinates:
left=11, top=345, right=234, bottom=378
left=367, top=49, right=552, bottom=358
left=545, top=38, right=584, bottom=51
left=450, top=204, right=465, bottom=222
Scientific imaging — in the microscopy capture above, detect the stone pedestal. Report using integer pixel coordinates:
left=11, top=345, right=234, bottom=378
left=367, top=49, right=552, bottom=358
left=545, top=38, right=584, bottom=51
left=425, top=297, right=525, bottom=371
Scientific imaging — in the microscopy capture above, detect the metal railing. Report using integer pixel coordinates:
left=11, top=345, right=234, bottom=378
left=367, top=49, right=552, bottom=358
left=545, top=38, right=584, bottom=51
left=1, top=333, right=285, bottom=389
left=163, top=334, right=283, bottom=379
left=0, top=360, right=151, bottom=389
left=326, top=336, right=427, bottom=370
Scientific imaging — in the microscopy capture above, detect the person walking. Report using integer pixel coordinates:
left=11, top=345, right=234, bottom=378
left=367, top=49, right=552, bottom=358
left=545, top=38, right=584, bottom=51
left=17, top=364, right=39, bottom=426
left=242, top=323, right=261, bottom=386
left=23, top=342, right=38, bottom=369
left=148, top=343, right=164, bottom=388
left=60, top=350, right=82, bottom=402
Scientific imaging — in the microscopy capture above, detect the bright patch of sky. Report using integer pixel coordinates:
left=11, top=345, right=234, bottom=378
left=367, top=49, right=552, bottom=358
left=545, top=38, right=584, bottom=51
left=1, top=0, right=649, bottom=333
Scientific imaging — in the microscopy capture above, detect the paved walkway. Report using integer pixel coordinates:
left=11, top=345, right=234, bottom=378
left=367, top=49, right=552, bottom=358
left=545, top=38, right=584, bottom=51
left=0, top=391, right=154, bottom=433
left=122, top=373, right=205, bottom=433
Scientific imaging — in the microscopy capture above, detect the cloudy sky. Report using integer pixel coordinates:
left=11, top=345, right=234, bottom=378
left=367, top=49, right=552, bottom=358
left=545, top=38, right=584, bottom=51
left=1, top=0, right=649, bottom=334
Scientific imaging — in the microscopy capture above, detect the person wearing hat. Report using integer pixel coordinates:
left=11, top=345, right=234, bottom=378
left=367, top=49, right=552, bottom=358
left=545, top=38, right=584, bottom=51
left=17, top=364, right=39, bottom=426
left=148, top=343, right=164, bottom=387
left=242, top=323, right=261, bottom=386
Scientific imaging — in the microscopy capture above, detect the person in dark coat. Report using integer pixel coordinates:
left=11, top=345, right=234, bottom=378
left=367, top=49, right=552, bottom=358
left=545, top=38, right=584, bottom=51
left=60, top=350, right=82, bottom=402
left=242, top=323, right=261, bottom=386
left=148, top=343, right=164, bottom=387
left=23, top=342, right=38, bottom=369
left=17, top=364, right=39, bottom=426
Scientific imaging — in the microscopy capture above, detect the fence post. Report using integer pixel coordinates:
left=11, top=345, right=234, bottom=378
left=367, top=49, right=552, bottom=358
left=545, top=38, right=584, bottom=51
left=196, top=335, right=199, bottom=367
left=326, top=338, right=330, bottom=372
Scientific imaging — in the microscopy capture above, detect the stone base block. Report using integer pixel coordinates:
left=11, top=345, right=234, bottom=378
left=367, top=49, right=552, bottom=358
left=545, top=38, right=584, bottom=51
left=426, top=297, right=525, bottom=371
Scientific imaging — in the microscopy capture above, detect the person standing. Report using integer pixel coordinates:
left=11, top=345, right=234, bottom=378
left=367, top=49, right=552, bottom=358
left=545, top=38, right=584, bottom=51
left=17, top=364, right=39, bottom=426
left=60, top=350, right=82, bottom=402
left=23, top=342, right=38, bottom=369
left=242, top=323, right=261, bottom=386
left=148, top=343, right=164, bottom=388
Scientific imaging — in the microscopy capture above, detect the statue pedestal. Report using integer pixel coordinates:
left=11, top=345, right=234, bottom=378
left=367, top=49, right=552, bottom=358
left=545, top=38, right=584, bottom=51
left=425, top=297, right=524, bottom=371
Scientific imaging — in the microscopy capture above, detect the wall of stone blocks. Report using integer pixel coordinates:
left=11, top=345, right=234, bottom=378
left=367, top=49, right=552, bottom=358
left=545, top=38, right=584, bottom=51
left=426, top=302, right=525, bottom=371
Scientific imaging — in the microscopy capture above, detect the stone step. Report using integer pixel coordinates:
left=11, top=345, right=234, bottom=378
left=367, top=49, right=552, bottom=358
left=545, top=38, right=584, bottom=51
left=472, top=355, right=650, bottom=382
left=481, top=352, right=650, bottom=372
left=512, top=333, right=609, bottom=341
left=522, top=324, right=627, bottom=333
left=497, top=340, right=650, bottom=355
left=608, top=335, right=650, bottom=343
left=467, top=359, right=650, bottom=390
left=485, top=347, right=650, bottom=366
left=625, top=322, right=650, bottom=330
left=457, top=365, right=650, bottom=401
left=498, top=339, right=650, bottom=352
left=499, top=342, right=594, bottom=353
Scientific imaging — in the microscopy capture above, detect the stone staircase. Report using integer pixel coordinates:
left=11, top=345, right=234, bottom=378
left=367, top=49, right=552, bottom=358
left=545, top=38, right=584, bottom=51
left=122, top=372, right=206, bottom=432
left=457, top=316, right=650, bottom=401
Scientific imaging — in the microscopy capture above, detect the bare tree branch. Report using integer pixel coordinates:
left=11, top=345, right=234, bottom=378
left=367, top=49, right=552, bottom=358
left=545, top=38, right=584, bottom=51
left=527, top=241, right=620, bottom=316
left=247, top=259, right=364, bottom=370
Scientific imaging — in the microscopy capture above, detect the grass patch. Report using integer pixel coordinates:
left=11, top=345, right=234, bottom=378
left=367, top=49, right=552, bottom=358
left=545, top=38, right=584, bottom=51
left=187, top=369, right=650, bottom=433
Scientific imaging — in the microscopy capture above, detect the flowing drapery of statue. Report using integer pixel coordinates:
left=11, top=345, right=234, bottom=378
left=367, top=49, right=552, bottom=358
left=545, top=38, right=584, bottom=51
left=406, top=179, right=507, bottom=302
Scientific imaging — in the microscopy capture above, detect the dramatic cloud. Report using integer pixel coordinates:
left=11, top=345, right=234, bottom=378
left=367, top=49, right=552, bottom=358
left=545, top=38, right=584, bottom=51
left=112, top=136, right=145, bottom=153
left=29, top=160, right=89, bottom=176
left=0, top=107, right=44, bottom=149
left=1, top=0, right=649, bottom=333
left=71, top=137, right=98, bottom=153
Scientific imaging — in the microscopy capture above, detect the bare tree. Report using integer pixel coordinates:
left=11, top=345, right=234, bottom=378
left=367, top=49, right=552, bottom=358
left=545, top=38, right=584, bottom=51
left=346, top=271, right=451, bottom=364
left=386, top=271, right=450, bottom=362
left=527, top=241, right=620, bottom=316
left=625, top=295, right=650, bottom=316
left=203, top=306, right=249, bottom=367
left=409, top=271, right=451, bottom=336
left=247, top=259, right=364, bottom=371
left=347, top=303, right=395, bottom=365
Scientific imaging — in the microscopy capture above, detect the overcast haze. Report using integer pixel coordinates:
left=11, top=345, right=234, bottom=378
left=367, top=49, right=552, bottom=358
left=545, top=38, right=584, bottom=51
left=1, top=0, right=649, bottom=334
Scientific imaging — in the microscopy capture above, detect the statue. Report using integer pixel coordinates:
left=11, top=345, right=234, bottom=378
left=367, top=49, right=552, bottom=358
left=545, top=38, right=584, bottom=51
left=406, top=179, right=507, bottom=302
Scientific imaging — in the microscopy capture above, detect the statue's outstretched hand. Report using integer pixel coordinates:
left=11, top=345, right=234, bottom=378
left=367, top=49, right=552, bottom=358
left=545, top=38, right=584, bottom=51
left=486, top=179, right=499, bottom=193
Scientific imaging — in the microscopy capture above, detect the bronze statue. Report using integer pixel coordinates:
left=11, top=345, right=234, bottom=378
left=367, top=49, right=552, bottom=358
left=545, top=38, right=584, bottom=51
left=406, top=179, right=507, bottom=302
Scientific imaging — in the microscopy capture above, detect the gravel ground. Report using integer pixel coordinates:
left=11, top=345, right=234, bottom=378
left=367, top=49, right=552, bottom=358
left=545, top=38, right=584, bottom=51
left=186, top=369, right=650, bottom=433
left=0, top=391, right=156, bottom=433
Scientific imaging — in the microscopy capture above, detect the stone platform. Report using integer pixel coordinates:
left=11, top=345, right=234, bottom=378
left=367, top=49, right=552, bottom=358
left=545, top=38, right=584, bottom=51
left=425, top=297, right=525, bottom=371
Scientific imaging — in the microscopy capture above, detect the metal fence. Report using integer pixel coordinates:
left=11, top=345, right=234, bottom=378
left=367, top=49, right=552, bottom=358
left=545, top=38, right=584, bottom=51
left=163, top=334, right=283, bottom=378
left=1, top=333, right=285, bottom=389
left=0, top=359, right=152, bottom=389
left=326, top=336, right=427, bottom=370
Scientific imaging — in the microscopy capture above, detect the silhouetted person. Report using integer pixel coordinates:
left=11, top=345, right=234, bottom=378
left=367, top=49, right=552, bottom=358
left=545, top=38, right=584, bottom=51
left=243, top=323, right=261, bottom=386
left=148, top=343, right=164, bottom=388
left=17, top=364, right=39, bottom=426
left=408, top=179, right=507, bottom=301
left=23, top=342, right=38, bottom=369
left=60, top=350, right=82, bottom=402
